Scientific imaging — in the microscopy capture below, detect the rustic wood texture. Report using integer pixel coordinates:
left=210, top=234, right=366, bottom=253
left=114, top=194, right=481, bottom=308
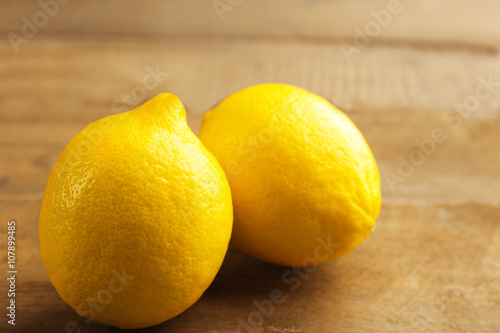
left=1, top=1, right=500, bottom=332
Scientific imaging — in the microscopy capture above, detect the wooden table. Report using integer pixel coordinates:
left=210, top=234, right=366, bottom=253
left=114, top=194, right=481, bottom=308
left=1, top=1, right=499, bottom=332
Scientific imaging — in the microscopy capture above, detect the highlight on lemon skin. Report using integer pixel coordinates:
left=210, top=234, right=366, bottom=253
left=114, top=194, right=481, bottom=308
left=39, top=93, right=233, bottom=329
left=198, top=83, right=381, bottom=267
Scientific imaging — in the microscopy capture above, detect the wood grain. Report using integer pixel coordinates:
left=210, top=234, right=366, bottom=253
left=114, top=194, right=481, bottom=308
left=1, top=34, right=500, bottom=200
left=1, top=0, right=500, bottom=332
left=1, top=0, right=500, bottom=48
left=1, top=201, right=499, bottom=332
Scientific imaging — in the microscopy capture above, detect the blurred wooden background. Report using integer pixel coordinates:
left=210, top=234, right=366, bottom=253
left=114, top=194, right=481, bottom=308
left=1, top=1, right=499, bottom=332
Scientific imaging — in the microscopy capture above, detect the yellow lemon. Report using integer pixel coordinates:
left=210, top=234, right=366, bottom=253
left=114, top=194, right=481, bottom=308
left=39, top=93, right=233, bottom=329
left=199, top=83, right=380, bottom=267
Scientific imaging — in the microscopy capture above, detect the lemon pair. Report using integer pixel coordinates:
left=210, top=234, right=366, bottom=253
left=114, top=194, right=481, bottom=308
left=39, top=84, right=381, bottom=329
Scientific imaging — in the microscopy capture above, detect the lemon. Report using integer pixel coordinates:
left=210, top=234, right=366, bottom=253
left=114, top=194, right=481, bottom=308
left=39, top=93, right=233, bottom=329
left=198, top=83, right=380, bottom=267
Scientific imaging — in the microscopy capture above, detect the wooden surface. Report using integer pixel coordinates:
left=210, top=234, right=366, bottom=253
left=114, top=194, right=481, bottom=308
left=1, top=1, right=500, bottom=332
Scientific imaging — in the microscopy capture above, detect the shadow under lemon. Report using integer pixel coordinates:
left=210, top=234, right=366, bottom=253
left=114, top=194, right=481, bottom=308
left=155, top=245, right=341, bottom=332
